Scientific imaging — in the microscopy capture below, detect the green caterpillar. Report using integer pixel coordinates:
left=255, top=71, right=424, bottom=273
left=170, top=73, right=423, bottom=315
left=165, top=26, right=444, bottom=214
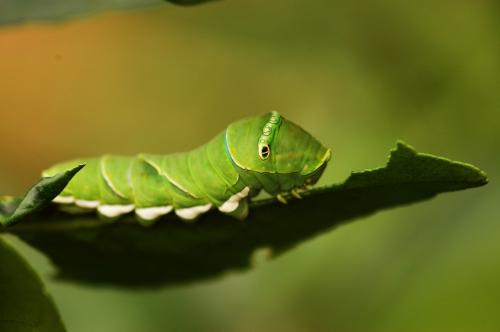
left=43, top=112, right=331, bottom=222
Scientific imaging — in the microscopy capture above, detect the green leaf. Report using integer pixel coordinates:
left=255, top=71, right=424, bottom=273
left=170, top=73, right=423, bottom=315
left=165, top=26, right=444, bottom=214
left=0, top=165, right=84, bottom=227
left=0, top=0, right=215, bottom=27
left=0, top=238, right=66, bottom=332
left=1, top=141, right=487, bottom=287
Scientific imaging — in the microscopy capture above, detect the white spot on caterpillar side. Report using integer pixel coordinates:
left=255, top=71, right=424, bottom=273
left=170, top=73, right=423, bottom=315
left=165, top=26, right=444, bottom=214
left=75, top=199, right=100, bottom=209
left=218, top=186, right=250, bottom=213
left=53, top=195, right=75, bottom=204
left=98, top=204, right=135, bottom=218
left=135, top=206, right=173, bottom=220
left=175, top=203, right=212, bottom=220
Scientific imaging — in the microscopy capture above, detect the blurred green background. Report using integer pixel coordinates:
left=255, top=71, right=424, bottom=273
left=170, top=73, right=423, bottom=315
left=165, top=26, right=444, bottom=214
left=0, top=1, right=499, bottom=331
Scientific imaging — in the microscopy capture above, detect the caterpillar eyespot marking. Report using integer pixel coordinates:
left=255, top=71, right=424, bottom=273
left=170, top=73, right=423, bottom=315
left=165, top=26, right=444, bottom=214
left=44, top=112, right=331, bottom=223
left=259, top=145, right=270, bottom=160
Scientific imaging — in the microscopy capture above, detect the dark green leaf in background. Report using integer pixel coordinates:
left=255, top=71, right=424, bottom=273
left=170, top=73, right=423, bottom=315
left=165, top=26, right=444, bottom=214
left=0, top=238, right=66, bottom=332
left=1, top=142, right=487, bottom=288
left=0, top=0, right=215, bottom=26
left=167, top=0, right=216, bottom=5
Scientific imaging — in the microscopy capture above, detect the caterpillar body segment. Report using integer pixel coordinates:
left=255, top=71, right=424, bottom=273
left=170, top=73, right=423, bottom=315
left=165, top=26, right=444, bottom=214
left=43, top=112, right=331, bottom=222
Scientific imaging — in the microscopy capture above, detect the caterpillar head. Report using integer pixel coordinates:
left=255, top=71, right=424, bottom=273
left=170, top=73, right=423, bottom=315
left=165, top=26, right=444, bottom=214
left=226, top=111, right=331, bottom=194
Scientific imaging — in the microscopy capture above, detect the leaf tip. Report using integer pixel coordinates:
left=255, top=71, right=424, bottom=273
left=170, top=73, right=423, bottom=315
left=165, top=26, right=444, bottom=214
left=394, top=140, right=417, bottom=154
left=74, top=163, right=86, bottom=172
left=468, top=166, right=488, bottom=187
